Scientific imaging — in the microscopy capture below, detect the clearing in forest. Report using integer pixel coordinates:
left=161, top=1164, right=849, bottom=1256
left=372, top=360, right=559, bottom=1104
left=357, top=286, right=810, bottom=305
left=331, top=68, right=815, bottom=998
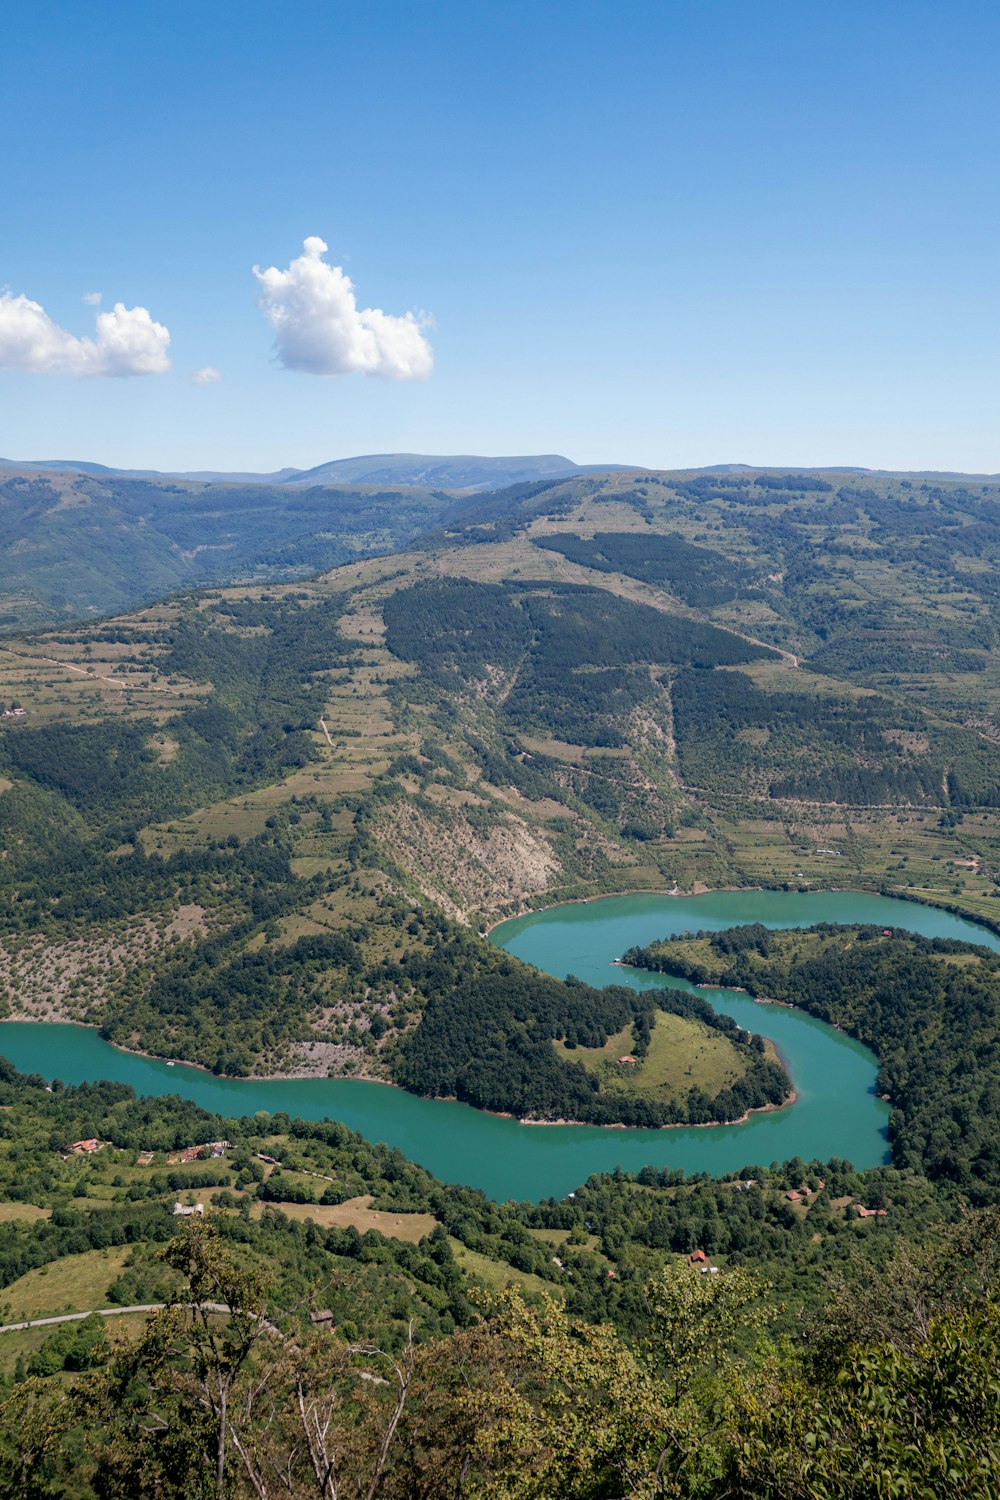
left=553, top=1009, right=748, bottom=1104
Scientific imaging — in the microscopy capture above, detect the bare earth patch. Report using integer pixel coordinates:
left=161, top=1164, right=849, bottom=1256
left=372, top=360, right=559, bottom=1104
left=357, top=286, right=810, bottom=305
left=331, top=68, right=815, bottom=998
left=372, top=799, right=560, bottom=919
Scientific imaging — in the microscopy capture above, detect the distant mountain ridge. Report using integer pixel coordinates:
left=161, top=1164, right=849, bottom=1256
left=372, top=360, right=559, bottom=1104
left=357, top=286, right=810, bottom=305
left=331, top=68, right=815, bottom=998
left=0, top=457, right=304, bottom=484
left=4, top=453, right=1000, bottom=489
left=0, top=452, right=637, bottom=492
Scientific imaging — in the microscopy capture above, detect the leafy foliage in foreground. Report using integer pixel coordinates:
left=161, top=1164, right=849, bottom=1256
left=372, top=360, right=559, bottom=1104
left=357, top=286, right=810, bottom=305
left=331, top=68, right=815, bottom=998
left=2, top=1214, right=999, bottom=1498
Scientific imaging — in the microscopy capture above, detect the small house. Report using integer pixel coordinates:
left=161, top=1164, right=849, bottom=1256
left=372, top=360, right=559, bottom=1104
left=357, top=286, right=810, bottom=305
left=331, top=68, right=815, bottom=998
left=689, top=1248, right=707, bottom=1264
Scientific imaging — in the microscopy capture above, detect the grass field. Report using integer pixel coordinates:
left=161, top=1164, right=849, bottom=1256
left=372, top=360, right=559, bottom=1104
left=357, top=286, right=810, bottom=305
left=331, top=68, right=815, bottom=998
left=251, top=1195, right=439, bottom=1244
left=554, top=1009, right=747, bottom=1104
left=0, top=1246, right=133, bottom=1322
left=0, top=1202, right=51, bottom=1223
left=446, top=1239, right=559, bottom=1296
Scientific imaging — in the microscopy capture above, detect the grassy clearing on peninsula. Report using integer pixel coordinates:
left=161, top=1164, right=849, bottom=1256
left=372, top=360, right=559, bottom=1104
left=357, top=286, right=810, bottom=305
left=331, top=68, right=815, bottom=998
left=553, top=1009, right=748, bottom=1104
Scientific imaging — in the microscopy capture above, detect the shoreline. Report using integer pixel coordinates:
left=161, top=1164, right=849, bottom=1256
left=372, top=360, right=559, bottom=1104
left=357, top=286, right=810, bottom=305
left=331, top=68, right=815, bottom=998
left=4, top=880, right=971, bottom=1133
left=485, top=881, right=1000, bottom=945
left=512, top=1088, right=799, bottom=1131
left=485, top=883, right=749, bottom=938
left=0, top=1010, right=801, bottom=1135
left=0, top=1013, right=394, bottom=1089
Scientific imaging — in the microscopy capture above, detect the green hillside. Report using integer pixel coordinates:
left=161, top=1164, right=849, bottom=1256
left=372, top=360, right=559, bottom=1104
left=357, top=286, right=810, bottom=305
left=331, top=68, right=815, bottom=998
left=3, top=467, right=1000, bottom=1105
left=0, top=468, right=454, bottom=630
left=2, top=468, right=1000, bottom=1492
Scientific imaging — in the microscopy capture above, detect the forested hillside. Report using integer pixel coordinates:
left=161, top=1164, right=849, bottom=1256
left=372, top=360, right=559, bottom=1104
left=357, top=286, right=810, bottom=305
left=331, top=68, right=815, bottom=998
left=4, top=466, right=1000, bottom=1098
left=0, top=1056, right=996, bottom=1496
left=0, top=468, right=454, bottom=629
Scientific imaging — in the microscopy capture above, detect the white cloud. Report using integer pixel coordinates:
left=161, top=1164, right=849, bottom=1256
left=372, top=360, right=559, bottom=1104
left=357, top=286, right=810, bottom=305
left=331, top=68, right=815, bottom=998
left=0, top=291, right=170, bottom=377
left=190, top=366, right=222, bottom=386
left=82, top=291, right=102, bottom=306
left=253, top=236, right=433, bottom=380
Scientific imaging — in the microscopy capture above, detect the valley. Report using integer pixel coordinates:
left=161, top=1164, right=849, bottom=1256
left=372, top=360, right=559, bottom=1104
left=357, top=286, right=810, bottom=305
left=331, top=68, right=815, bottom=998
left=3, top=467, right=1000, bottom=1491
left=4, top=467, right=1000, bottom=1103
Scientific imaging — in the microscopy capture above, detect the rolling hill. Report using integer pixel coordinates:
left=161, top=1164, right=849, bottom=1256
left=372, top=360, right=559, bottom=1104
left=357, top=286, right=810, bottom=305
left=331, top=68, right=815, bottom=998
left=3, top=464, right=1000, bottom=1097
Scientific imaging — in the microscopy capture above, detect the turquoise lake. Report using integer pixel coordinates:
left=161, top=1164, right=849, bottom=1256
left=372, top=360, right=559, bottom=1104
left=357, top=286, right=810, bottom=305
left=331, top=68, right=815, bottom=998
left=1, top=889, right=996, bottom=1201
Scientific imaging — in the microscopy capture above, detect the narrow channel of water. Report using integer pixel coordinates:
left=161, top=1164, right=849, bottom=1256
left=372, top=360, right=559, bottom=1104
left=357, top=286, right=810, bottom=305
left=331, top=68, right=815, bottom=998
left=0, top=891, right=994, bottom=1200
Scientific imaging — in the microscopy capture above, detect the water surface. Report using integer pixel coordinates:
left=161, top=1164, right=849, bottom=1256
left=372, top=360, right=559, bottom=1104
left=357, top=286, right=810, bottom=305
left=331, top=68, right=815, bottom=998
left=1, top=890, right=994, bottom=1200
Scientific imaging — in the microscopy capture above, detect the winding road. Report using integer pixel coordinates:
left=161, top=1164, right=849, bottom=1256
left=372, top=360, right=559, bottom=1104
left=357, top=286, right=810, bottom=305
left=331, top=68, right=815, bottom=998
left=0, top=1300, right=234, bottom=1335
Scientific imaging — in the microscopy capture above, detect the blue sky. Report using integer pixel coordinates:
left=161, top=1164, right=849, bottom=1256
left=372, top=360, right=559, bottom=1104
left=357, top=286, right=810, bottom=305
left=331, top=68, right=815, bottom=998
left=1, top=1, right=998, bottom=472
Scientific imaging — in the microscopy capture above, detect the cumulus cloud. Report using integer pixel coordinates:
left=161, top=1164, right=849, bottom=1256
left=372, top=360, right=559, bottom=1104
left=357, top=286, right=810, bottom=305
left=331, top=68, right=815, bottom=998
left=190, top=365, right=222, bottom=385
left=253, top=236, right=433, bottom=379
left=0, top=291, right=170, bottom=377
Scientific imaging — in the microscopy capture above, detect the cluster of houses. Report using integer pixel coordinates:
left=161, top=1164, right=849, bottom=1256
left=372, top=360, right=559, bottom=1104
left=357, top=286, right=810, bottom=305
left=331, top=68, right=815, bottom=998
left=166, top=1141, right=229, bottom=1165
left=172, top=1202, right=205, bottom=1216
left=1, top=707, right=26, bottom=718
left=689, top=1249, right=720, bottom=1275
left=784, top=1180, right=888, bottom=1219
left=70, top=1139, right=231, bottom=1164
left=785, top=1177, right=825, bottom=1204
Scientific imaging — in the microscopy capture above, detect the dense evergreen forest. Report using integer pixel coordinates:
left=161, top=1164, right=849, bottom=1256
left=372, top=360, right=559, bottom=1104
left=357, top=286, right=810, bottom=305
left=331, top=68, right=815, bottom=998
left=534, top=531, right=752, bottom=606
left=383, top=576, right=773, bottom=752
left=670, top=666, right=1000, bottom=805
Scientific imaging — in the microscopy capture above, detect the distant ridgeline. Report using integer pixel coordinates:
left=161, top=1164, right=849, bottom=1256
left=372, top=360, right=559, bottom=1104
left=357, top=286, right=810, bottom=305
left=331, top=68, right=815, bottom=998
left=623, top=925, right=1000, bottom=1201
left=0, top=470, right=453, bottom=630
